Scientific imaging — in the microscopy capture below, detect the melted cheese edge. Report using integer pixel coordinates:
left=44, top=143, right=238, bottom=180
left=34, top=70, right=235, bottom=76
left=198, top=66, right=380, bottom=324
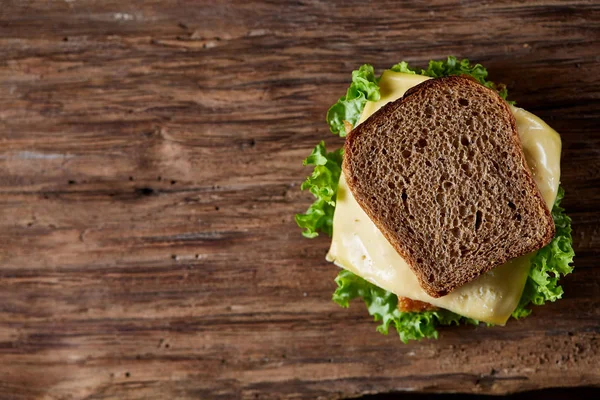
left=326, top=71, right=562, bottom=324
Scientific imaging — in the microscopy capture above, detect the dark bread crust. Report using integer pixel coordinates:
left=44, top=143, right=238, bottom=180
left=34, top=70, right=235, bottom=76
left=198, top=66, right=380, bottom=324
left=343, top=76, right=555, bottom=298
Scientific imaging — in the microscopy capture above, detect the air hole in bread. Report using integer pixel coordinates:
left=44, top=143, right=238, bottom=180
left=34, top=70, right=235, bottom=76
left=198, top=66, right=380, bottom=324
left=459, top=98, right=469, bottom=106
left=461, top=136, right=470, bottom=146
left=425, top=105, right=434, bottom=117
left=402, top=150, right=412, bottom=159
left=417, top=138, right=427, bottom=148
left=450, top=227, right=461, bottom=239
left=508, top=200, right=516, bottom=210
left=475, top=210, right=483, bottom=231
left=461, top=163, right=472, bottom=175
left=436, top=193, right=444, bottom=205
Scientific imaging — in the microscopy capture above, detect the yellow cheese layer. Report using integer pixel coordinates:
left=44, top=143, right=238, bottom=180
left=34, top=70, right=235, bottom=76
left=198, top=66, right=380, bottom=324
left=327, top=71, right=562, bottom=324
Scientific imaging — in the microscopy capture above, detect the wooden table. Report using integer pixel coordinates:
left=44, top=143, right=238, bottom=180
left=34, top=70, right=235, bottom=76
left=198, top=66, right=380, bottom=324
left=1, top=1, right=599, bottom=399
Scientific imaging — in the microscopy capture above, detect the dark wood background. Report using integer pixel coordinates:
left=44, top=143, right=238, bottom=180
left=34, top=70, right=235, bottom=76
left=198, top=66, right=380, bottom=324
left=0, top=1, right=599, bottom=399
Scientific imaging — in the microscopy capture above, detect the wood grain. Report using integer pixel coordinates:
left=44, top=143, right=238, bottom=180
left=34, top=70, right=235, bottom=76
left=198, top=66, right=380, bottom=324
left=0, top=1, right=599, bottom=399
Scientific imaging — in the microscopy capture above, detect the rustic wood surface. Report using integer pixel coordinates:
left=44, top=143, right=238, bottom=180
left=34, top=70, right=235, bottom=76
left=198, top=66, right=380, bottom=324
left=0, top=1, right=599, bottom=399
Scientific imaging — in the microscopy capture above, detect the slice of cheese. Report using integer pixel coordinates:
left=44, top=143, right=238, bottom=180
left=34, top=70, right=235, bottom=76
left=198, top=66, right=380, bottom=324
left=327, top=71, right=562, bottom=324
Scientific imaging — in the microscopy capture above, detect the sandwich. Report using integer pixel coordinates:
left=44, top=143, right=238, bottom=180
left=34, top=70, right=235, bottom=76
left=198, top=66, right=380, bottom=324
left=295, top=57, right=575, bottom=342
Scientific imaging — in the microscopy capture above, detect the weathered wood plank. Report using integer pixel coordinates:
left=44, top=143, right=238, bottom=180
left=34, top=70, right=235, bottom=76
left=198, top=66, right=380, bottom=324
left=0, top=0, right=599, bottom=398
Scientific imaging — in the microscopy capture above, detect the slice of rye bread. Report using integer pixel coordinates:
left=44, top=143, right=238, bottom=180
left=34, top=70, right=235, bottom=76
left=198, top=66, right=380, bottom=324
left=343, top=76, right=555, bottom=298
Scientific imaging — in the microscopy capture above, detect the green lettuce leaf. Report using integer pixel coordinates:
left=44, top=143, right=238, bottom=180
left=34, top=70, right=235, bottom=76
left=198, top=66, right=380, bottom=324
left=333, top=269, right=478, bottom=343
left=326, top=64, right=380, bottom=137
left=295, top=141, right=343, bottom=238
left=512, top=187, right=575, bottom=318
left=419, top=56, right=510, bottom=102
left=390, top=61, right=417, bottom=74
